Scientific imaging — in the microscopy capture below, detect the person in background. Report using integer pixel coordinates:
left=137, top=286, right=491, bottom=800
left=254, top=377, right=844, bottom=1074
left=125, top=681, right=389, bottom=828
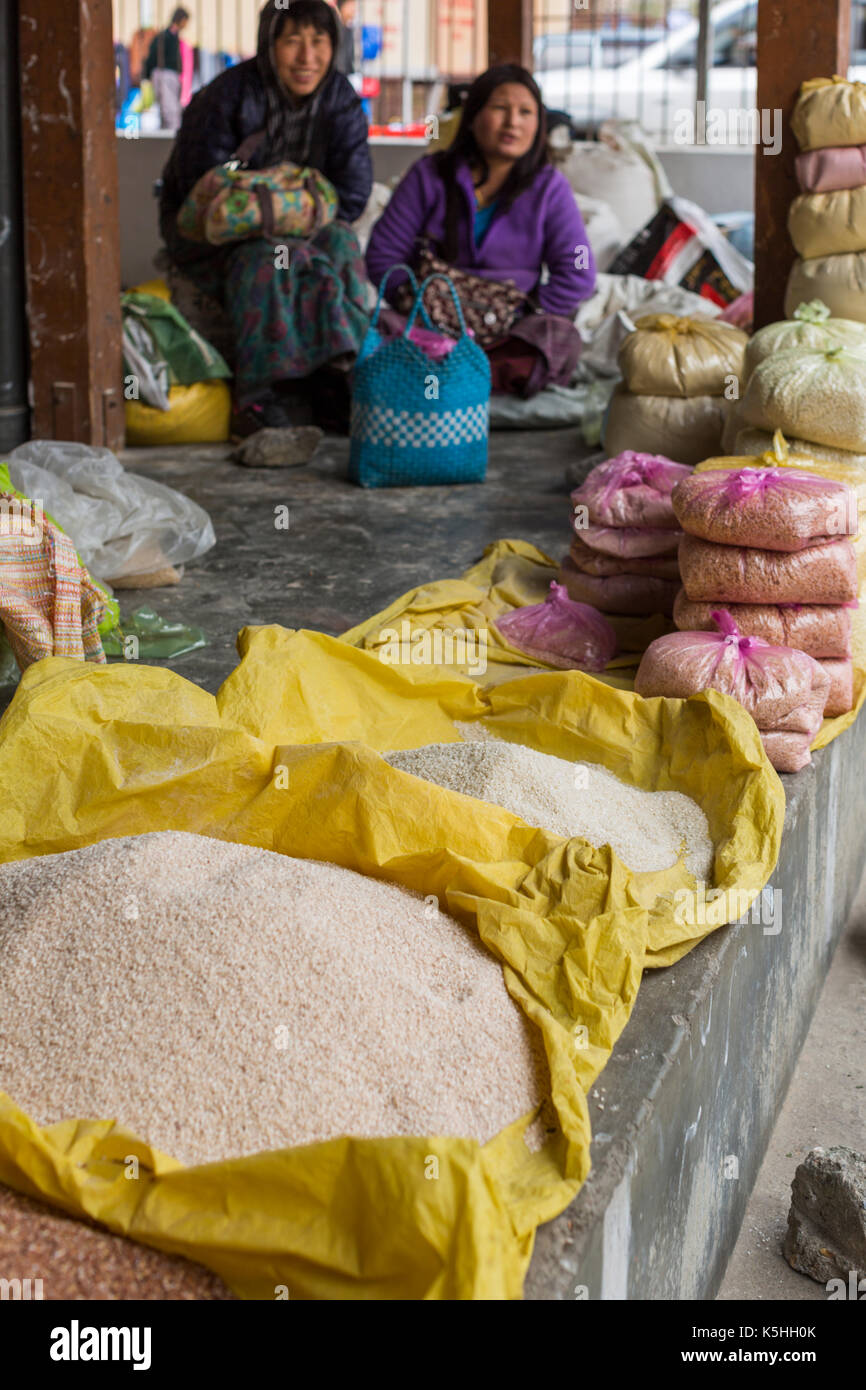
left=159, top=0, right=373, bottom=436
left=365, top=65, right=594, bottom=397
left=335, top=0, right=358, bottom=75
left=144, top=7, right=191, bottom=132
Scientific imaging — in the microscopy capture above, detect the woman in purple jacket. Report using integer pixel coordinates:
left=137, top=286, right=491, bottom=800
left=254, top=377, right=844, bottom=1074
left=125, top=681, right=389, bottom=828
left=365, top=66, right=595, bottom=397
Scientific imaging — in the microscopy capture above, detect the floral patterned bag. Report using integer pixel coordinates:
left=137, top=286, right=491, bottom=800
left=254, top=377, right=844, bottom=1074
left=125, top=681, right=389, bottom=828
left=176, top=131, right=337, bottom=246
left=394, top=242, right=528, bottom=348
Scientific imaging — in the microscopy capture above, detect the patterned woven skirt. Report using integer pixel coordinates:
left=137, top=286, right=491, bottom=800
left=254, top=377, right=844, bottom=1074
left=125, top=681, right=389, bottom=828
left=178, top=222, right=371, bottom=408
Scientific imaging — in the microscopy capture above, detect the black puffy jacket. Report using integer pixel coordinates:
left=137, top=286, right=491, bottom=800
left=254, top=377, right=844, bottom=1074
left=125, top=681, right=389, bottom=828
left=159, top=61, right=373, bottom=256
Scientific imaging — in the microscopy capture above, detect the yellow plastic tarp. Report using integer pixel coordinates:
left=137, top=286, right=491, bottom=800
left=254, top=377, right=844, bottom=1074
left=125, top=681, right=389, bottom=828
left=0, top=628, right=783, bottom=1299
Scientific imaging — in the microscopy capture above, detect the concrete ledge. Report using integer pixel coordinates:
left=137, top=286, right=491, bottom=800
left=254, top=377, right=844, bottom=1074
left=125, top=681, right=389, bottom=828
left=525, top=715, right=866, bottom=1300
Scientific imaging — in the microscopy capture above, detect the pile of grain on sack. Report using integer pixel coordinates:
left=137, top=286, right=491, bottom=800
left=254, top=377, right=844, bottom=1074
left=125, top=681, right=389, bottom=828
left=559, top=450, right=690, bottom=616
left=666, top=454, right=860, bottom=771
left=0, top=832, right=552, bottom=1167
left=787, top=77, right=866, bottom=322
left=387, top=736, right=714, bottom=881
left=603, top=315, right=747, bottom=465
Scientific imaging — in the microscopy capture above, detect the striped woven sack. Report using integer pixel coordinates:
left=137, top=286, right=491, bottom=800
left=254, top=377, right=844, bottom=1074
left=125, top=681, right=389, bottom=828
left=349, top=270, right=491, bottom=488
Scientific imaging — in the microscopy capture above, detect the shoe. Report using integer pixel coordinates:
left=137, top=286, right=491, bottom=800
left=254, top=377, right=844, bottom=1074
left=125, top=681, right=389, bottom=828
left=230, top=391, right=296, bottom=441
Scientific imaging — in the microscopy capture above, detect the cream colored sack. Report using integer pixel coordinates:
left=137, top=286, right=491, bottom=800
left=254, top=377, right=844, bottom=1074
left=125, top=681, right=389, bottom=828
left=604, top=386, right=730, bottom=466
left=744, top=300, right=866, bottom=378
left=788, top=186, right=866, bottom=259
left=785, top=252, right=866, bottom=323
left=618, top=314, right=747, bottom=398
left=739, top=345, right=866, bottom=453
left=791, top=76, right=866, bottom=152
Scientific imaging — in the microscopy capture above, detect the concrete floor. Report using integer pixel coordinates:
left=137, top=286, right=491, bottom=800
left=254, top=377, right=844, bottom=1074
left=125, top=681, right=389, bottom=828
left=718, top=868, right=866, bottom=1300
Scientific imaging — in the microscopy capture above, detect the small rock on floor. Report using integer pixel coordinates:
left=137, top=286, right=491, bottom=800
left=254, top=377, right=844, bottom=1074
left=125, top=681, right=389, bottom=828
left=233, top=426, right=323, bottom=469
left=783, top=1145, right=866, bottom=1285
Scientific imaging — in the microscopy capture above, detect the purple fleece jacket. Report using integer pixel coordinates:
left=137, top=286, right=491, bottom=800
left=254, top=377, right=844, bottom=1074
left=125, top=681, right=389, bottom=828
left=365, top=155, right=596, bottom=316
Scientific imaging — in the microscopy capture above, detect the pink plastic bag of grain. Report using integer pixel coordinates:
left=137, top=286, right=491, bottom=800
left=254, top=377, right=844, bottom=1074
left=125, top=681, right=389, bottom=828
left=577, top=520, right=684, bottom=559
left=559, top=555, right=680, bottom=615
left=818, top=657, right=855, bottom=715
left=494, top=581, right=616, bottom=672
left=672, top=466, right=857, bottom=551
left=570, top=534, right=681, bottom=580
left=796, top=144, right=866, bottom=193
left=760, top=730, right=813, bottom=774
left=679, top=534, right=859, bottom=604
left=570, top=452, right=691, bottom=529
left=673, top=590, right=854, bottom=659
left=634, top=609, right=830, bottom=732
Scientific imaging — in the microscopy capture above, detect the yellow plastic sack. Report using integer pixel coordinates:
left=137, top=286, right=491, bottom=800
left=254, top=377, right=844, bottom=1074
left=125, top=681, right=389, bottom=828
left=692, top=434, right=866, bottom=746
left=785, top=251, right=866, bottom=323
left=788, top=186, right=866, bottom=259
left=0, top=627, right=783, bottom=1300
left=604, top=385, right=732, bottom=465
left=618, top=314, right=747, bottom=398
left=791, top=75, right=866, bottom=152
left=125, top=379, right=231, bottom=446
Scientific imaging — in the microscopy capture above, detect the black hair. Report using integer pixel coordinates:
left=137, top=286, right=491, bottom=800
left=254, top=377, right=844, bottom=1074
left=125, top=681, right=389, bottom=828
left=433, top=65, right=548, bottom=262
left=269, top=0, right=338, bottom=41
left=170, top=7, right=190, bottom=24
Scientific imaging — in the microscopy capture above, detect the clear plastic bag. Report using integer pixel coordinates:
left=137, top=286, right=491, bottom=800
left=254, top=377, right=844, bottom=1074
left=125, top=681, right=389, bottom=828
left=6, top=441, right=216, bottom=584
left=494, top=581, right=616, bottom=672
left=679, top=533, right=858, bottom=605
left=618, top=314, right=748, bottom=398
left=672, top=465, right=858, bottom=551
left=819, top=657, right=855, bottom=716
left=635, top=609, right=829, bottom=734
left=673, top=590, right=854, bottom=660
left=569, top=534, right=681, bottom=580
left=558, top=554, right=679, bottom=615
left=570, top=450, right=690, bottom=529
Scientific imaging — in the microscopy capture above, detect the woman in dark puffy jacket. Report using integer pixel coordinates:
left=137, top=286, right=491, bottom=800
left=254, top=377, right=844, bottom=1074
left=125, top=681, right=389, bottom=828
left=160, top=0, right=373, bottom=434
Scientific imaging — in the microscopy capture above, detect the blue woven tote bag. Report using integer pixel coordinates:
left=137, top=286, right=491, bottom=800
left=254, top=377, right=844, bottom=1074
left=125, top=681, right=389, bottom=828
left=349, top=269, right=491, bottom=488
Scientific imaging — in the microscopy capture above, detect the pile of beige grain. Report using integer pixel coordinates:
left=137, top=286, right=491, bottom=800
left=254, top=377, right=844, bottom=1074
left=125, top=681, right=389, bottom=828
left=0, top=832, right=549, bottom=1167
left=389, top=733, right=714, bottom=879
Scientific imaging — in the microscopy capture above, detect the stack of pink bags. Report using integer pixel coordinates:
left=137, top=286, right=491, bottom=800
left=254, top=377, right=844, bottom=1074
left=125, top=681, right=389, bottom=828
left=662, top=466, right=859, bottom=769
left=559, top=452, right=692, bottom=616
left=636, top=611, right=831, bottom=773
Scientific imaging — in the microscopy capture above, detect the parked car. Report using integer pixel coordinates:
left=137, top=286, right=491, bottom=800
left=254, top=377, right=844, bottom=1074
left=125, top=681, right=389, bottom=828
left=536, top=0, right=866, bottom=141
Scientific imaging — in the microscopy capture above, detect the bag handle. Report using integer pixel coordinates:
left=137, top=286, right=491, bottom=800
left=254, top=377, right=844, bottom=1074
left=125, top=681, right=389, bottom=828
left=371, top=264, right=435, bottom=333
left=231, top=129, right=267, bottom=167
left=405, top=272, right=470, bottom=341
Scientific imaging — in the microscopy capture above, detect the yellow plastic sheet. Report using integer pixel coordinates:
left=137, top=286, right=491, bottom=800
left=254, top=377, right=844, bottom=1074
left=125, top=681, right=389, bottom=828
left=0, top=629, right=783, bottom=1299
left=342, top=528, right=865, bottom=748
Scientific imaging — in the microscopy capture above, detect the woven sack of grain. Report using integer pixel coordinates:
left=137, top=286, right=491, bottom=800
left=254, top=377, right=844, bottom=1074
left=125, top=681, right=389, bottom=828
left=671, top=466, right=857, bottom=551
left=788, top=186, right=866, bottom=259
left=679, top=533, right=858, bottom=605
left=738, top=345, right=866, bottom=453
left=791, top=77, right=866, bottom=152
left=558, top=554, right=679, bottom=614
left=729, top=425, right=866, bottom=472
left=617, top=314, right=747, bottom=398
left=744, top=301, right=866, bottom=378
left=673, top=590, right=853, bottom=660
left=604, top=386, right=731, bottom=466
left=785, top=251, right=866, bottom=322
left=796, top=143, right=866, bottom=193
